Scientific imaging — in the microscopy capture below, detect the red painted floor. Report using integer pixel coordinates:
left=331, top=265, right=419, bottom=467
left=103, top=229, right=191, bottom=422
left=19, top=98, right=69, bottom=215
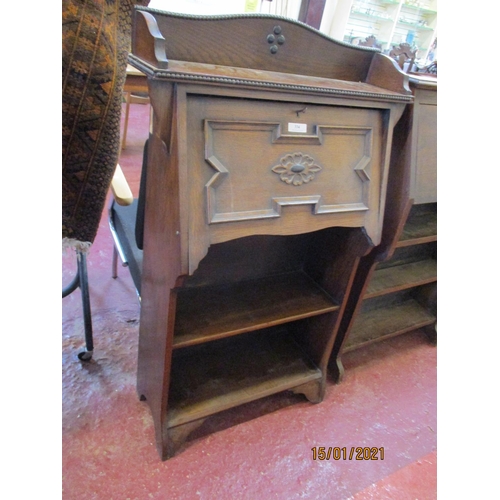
left=62, top=102, right=437, bottom=499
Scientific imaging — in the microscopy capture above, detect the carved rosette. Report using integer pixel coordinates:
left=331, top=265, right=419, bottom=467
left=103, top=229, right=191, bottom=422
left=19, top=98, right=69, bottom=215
left=272, top=153, right=322, bottom=186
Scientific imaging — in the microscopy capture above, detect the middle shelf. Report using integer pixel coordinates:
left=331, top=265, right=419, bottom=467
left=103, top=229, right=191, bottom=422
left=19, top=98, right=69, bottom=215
left=173, top=271, right=339, bottom=349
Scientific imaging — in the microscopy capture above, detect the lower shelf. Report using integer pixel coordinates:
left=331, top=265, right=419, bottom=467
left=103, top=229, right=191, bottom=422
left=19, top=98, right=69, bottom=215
left=167, top=327, right=322, bottom=428
left=343, top=298, right=436, bottom=352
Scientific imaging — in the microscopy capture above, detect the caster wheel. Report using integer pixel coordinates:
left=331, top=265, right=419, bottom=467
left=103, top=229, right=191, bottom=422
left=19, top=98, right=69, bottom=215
left=78, top=350, right=93, bottom=362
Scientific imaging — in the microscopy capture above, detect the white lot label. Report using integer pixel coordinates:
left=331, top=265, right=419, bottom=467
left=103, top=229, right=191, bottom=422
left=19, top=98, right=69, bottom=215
left=288, top=123, right=307, bottom=133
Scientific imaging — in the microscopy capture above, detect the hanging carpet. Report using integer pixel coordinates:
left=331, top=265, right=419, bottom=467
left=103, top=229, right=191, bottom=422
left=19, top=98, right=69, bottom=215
left=62, top=0, right=148, bottom=250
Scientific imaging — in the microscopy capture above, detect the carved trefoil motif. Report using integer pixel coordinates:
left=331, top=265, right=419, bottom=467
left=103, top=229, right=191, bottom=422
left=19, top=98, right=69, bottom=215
left=272, top=152, right=322, bottom=186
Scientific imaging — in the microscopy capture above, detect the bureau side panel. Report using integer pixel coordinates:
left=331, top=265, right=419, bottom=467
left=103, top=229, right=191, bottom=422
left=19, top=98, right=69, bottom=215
left=411, top=88, right=437, bottom=204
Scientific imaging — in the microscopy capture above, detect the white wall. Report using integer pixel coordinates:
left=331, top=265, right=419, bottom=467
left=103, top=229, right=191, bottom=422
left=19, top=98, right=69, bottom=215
left=319, top=0, right=353, bottom=40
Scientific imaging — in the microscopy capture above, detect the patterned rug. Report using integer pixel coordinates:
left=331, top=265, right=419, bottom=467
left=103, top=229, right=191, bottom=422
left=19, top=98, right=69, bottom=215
left=62, top=0, right=149, bottom=250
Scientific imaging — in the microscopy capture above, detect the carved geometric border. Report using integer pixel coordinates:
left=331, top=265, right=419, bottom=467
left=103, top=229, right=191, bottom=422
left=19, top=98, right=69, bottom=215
left=205, top=120, right=373, bottom=224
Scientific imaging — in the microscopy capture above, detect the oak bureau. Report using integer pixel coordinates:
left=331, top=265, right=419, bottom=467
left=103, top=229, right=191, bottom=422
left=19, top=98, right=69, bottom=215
left=329, top=74, right=437, bottom=382
left=127, top=6, right=412, bottom=460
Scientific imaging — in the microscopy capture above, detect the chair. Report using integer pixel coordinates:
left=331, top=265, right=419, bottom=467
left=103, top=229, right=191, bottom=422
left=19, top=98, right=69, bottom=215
left=62, top=161, right=134, bottom=361
left=417, top=60, right=437, bottom=75
left=62, top=3, right=148, bottom=360
left=63, top=66, right=141, bottom=359
left=389, top=42, right=418, bottom=72
left=358, top=35, right=382, bottom=50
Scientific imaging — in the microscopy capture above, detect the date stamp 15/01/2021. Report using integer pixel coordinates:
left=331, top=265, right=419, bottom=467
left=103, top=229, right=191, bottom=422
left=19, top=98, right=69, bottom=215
left=311, top=447, right=385, bottom=461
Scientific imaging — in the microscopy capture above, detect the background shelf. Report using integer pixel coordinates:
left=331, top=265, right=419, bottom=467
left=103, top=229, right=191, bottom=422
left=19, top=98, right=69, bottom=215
left=351, top=11, right=393, bottom=22
left=401, top=4, right=437, bottom=15
left=366, top=258, right=437, bottom=298
left=397, top=204, right=437, bottom=246
left=339, top=0, right=437, bottom=60
left=343, top=298, right=436, bottom=352
left=397, top=21, right=434, bottom=31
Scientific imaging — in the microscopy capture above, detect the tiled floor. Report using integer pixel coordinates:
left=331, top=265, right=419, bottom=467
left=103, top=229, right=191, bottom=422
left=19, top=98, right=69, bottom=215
left=62, top=102, right=437, bottom=499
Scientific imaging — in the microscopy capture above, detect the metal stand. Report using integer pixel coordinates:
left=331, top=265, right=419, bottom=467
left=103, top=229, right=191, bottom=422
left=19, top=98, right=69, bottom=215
left=62, top=250, right=94, bottom=361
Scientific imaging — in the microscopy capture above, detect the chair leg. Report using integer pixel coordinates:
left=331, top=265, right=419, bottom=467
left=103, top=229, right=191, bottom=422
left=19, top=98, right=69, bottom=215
left=76, top=251, right=94, bottom=361
left=62, top=250, right=94, bottom=361
left=112, top=244, right=119, bottom=279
